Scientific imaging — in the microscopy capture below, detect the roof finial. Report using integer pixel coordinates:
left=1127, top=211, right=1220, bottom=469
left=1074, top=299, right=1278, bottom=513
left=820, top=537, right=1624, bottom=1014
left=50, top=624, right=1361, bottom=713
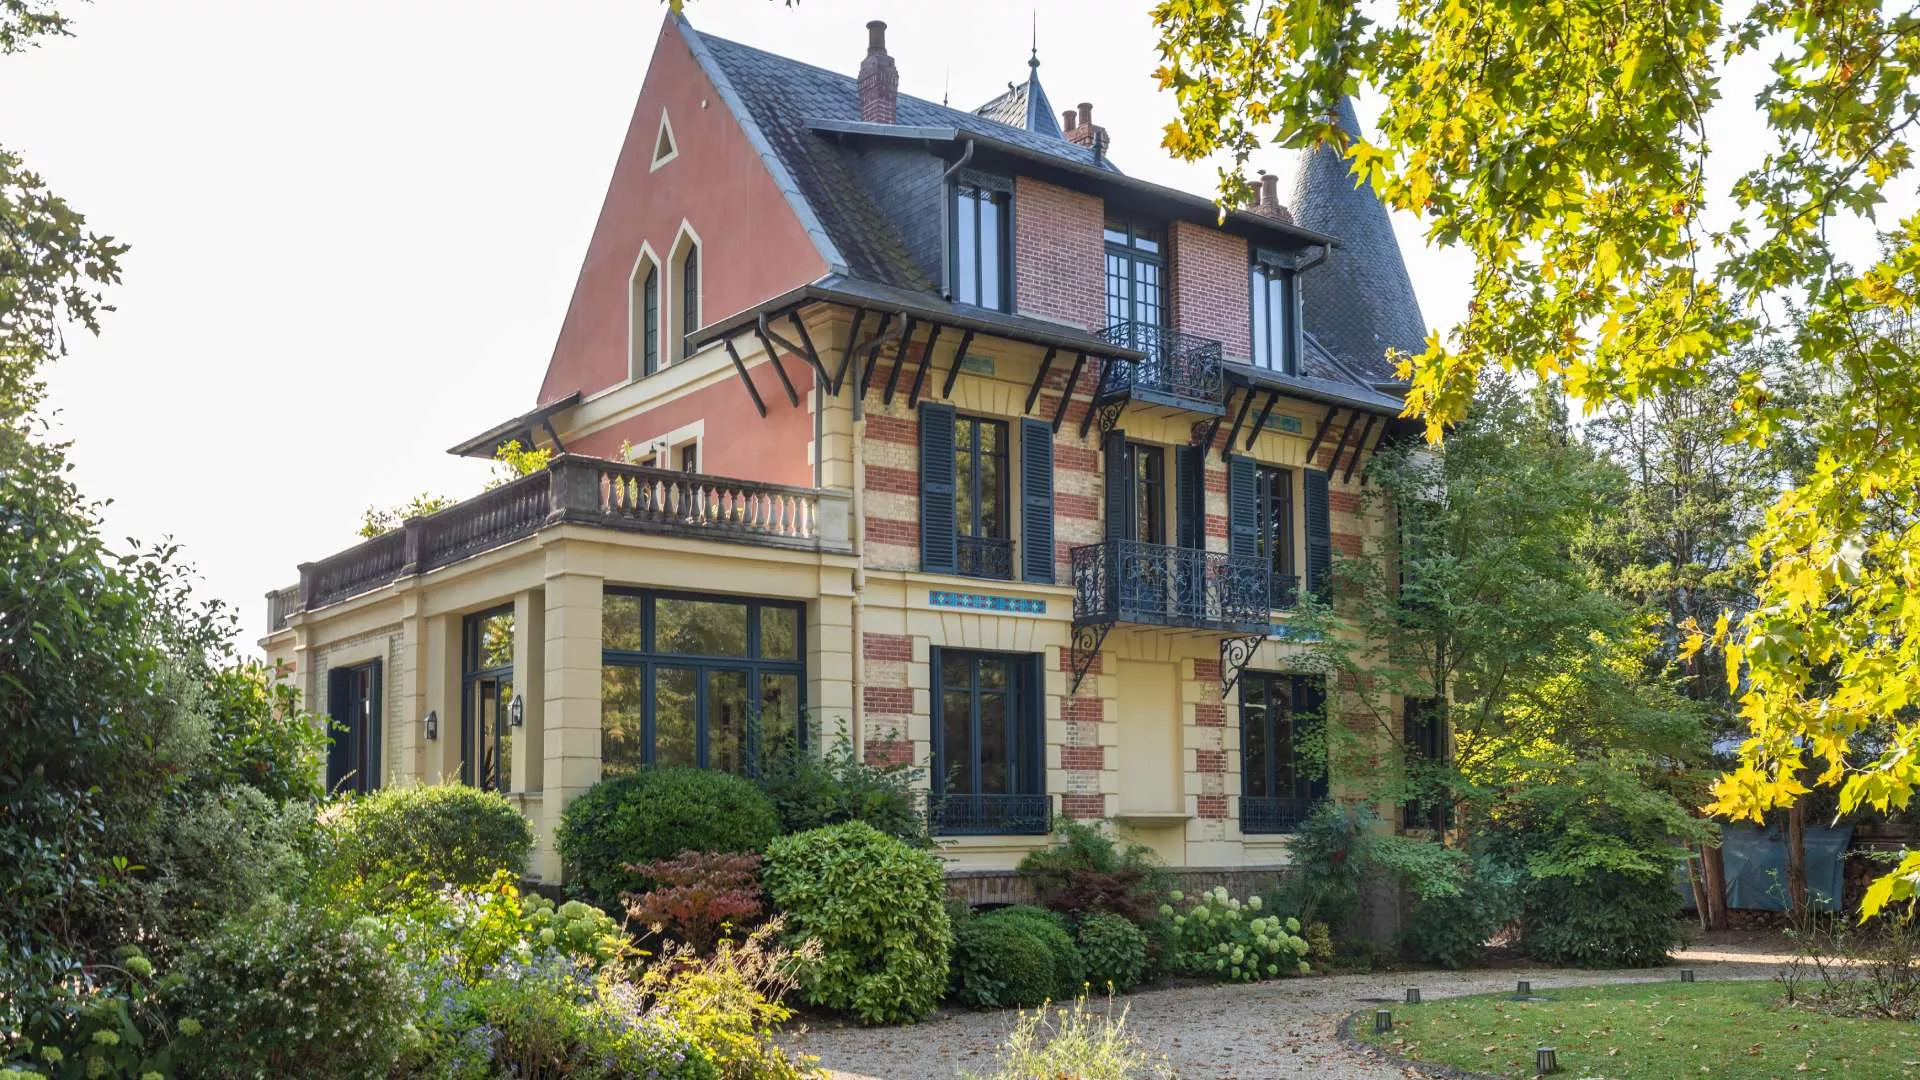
left=943, top=66, right=950, bottom=107
left=1029, top=10, right=1040, bottom=69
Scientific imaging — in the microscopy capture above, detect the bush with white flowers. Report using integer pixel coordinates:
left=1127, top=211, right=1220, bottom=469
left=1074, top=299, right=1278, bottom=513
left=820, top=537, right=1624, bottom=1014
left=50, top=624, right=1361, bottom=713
left=1160, top=886, right=1312, bottom=982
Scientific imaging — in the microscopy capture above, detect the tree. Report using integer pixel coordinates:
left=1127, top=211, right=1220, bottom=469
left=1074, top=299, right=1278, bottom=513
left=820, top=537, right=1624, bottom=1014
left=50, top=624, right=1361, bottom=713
left=356, top=442, right=549, bottom=538
left=1150, top=0, right=1920, bottom=915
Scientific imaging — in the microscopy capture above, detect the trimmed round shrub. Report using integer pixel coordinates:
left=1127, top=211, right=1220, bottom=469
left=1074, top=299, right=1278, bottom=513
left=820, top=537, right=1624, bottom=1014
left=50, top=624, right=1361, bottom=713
left=1076, top=911, right=1149, bottom=992
left=762, top=821, right=952, bottom=1025
left=171, top=901, right=418, bottom=1078
left=326, top=784, right=531, bottom=889
left=951, top=919, right=1058, bottom=1009
left=558, top=768, right=780, bottom=907
left=979, top=906, right=1084, bottom=998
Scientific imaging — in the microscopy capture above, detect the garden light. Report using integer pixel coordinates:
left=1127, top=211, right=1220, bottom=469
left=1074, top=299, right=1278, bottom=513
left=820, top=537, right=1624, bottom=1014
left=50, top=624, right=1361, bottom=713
left=1374, top=1009, right=1392, bottom=1034
left=1536, top=1046, right=1558, bottom=1074
left=1405, top=987, right=1421, bottom=1005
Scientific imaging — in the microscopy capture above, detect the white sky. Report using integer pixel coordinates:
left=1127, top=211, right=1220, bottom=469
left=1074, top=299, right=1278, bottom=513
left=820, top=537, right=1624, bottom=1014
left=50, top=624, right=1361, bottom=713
left=2, top=1, right=1902, bottom=651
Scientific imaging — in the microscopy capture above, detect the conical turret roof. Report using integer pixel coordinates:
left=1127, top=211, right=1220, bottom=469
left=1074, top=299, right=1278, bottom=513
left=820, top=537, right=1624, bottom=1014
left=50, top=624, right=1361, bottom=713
left=1287, top=99, right=1427, bottom=382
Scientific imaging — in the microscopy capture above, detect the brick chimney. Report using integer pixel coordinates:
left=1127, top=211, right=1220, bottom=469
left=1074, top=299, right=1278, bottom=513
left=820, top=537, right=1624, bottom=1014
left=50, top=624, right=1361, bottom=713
left=858, top=20, right=898, bottom=124
left=1062, top=109, right=1077, bottom=134
left=1065, top=101, right=1108, bottom=157
left=1253, top=169, right=1294, bottom=224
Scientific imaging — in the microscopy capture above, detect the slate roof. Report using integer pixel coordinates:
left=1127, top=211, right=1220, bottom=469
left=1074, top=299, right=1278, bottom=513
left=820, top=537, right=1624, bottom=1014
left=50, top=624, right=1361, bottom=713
left=682, top=17, right=1114, bottom=294
left=1286, top=98, right=1428, bottom=382
left=974, top=53, right=1065, bottom=139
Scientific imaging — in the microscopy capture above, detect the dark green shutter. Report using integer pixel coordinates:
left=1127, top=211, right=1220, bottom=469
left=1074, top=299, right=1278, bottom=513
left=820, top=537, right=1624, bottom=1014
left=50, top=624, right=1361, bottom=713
left=1176, top=445, right=1205, bottom=550
left=1304, top=467, right=1331, bottom=599
left=1102, top=428, right=1130, bottom=544
left=1226, top=454, right=1258, bottom=563
left=920, top=403, right=957, bottom=573
left=1019, top=419, right=1055, bottom=583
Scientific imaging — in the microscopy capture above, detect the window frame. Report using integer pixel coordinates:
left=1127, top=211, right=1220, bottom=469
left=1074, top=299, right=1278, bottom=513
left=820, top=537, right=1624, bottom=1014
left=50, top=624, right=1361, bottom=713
left=1239, top=671, right=1329, bottom=834
left=1255, top=464, right=1298, bottom=606
left=1104, top=218, right=1168, bottom=330
left=1126, top=441, right=1167, bottom=545
left=953, top=413, right=1012, bottom=579
left=680, top=243, right=700, bottom=359
left=600, top=588, right=806, bottom=777
left=640, top=262, right=660, bottom=377
left=1249, top=252, right=1298, bottom=374
left=461, top=605, right=515, bottom=793
left=950, top=180, right=1013, bottom=312
left=930, top=649, right=1046, bottom=836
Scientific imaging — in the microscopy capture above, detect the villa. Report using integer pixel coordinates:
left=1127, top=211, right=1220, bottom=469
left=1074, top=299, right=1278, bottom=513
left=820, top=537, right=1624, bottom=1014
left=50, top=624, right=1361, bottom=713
left=262, top=14, right=1434, bottom=886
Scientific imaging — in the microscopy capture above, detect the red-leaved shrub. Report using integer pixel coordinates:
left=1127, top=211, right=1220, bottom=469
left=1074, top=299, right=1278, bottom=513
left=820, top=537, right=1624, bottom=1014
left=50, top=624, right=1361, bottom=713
left=623, top=850, right=764, bottom=952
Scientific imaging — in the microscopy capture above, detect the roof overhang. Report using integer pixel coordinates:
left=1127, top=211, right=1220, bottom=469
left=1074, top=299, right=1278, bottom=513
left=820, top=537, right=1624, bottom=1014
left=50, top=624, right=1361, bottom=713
left=1222, top=362, right=1405, bottom=416
left=806, top=117, right=1342, bottom=252
left=446, top=391, right=582, bottom=459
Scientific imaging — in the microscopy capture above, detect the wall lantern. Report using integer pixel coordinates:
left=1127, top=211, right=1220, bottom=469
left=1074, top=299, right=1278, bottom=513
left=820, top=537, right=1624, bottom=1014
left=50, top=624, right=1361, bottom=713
left=425, top=709, right=439, bottom=741
left=509, top=695, right=525, bottom=727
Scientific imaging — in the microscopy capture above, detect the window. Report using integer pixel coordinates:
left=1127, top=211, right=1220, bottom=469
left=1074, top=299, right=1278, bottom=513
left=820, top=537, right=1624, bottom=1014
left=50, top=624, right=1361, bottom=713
left=954, top=415, right=1011, bottom=579
left=650, top=109, right=678, bottom=171
left=678, top=442, right=698, bottom=473
left=635, top=261, right=659, bottom=377
left=1240, top=672, right=1327, bottom=834
left=1256, top=465, right=1297, bottom=607
left=1402, top=697, right=1449, bottom=831
left=932, top=650, right=1046, bottom=835
left=1250, top=256, right=1297, bottom=373
left=1104, top=219, right=1165, bottom=329
left=1127, top=442, right=1165, bottom=544
left=680, top=243, right=700, bottom=359
left=601, top=590, right=803, bottom=776
left=462, top=607, right=515, bottom=793
left=952, top=182, right=1011, bottom=311
left=326, top=660, right=381, bottom=795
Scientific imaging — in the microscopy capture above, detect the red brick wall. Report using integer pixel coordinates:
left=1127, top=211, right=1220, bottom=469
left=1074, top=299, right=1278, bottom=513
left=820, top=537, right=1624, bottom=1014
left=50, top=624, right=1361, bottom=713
left=1014, top=177, right=1105, bottom=332
left=1170, top=222, right=1252, bottom=359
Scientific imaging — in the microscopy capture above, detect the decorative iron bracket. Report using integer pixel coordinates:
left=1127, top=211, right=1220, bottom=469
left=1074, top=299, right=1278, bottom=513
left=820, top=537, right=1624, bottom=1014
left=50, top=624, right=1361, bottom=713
left=1069, top=621, right=1115, bottom=697
left=1093, top=398, right=1127, bottom=437
left=1220, top=633, right=1268, bottom=697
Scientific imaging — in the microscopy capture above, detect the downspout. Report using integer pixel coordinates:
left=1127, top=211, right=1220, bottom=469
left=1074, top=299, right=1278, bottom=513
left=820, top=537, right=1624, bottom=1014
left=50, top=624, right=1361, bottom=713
left=938, top=139, right=976, bottom=300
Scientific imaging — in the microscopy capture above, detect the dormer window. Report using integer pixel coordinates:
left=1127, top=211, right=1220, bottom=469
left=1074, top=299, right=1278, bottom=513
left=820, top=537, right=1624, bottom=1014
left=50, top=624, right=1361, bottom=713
left=951, top=180, right=1011, bottom=311
left=1250, top=253, right=1298, bottom=374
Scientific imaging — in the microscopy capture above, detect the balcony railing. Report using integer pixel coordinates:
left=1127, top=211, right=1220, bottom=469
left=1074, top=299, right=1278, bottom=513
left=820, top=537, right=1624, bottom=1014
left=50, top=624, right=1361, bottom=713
left=281, top=456, right=851, bottom=622
left=1241, top=796, right=1321, bottom=835
left=957, top=535, right=1014, bottom=580
left=1271, top=573, right=1301, bottom=611
left=1070, top=540, right=1270, bottom=633
left=929, top=793, right=1053, bottom=837
left=1097, top=322, right=1225, bottom=412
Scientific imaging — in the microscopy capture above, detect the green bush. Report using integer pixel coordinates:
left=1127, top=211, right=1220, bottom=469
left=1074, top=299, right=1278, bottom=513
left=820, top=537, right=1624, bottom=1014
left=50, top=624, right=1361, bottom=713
left=1076, top=912, right=1149, bottom=993
left=762, top=821, right=952, bottom=1025
left=1017, top=819, right=1169, bottom=924
left=979, top=907, right=1084, bottom=999
left=1521, top=867, right=1683, bottom=967
left=170, top=901, right=418, bottom=1078
left=951, top=919, right=1060, bottom=1009
left=1279, top=803, right=1373, bottom=940
left=325, top=784, right=532, bottom=893
left=125, top=785, right=311, bottom=956
left=1162, top=887, right=1311, bottom=982
left=1396, top=850, right=1519, bottom=969
left=559, top=768, right=780, bottom=907
left=755, top=729, right=928, bottom=846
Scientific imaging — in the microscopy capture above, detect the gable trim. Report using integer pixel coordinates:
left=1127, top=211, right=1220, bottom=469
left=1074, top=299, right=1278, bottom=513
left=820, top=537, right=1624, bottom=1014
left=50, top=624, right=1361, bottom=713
left=672, top=13, right=849, bottom=276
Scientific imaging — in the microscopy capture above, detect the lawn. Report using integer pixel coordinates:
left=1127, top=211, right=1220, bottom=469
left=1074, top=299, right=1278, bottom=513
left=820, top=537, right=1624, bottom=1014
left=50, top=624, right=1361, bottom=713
left=1357, top=980, right=1920, bottom=1079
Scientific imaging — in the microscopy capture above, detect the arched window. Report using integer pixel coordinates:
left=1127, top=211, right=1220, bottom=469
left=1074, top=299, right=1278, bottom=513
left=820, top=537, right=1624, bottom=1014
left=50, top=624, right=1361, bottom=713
left=629, top=251, right=661, bottom=380
left=680, top=243, right=700, bottom=359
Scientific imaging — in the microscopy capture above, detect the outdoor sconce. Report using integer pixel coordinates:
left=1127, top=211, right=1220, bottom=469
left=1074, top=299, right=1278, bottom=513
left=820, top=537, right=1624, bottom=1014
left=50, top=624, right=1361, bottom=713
left=425, top=710, right=439, bottom=741
left=509, top=694, right=525, bottom=727
left=1405, top=987, right=1421, bottom=1005
left=1536, top=1046, right=1559, bottom=1074
left=1373, top=1009, right=1392, bottom=1034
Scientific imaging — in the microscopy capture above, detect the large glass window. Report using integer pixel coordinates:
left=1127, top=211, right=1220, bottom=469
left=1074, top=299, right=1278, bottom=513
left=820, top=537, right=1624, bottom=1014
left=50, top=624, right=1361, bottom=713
left=1256, top=465, right=1297, bottom=607
left=952, top=183, right=1011, bottom=311
left=601, top=590, right=804, bottom=776
left=1250, top=256, right=1296, bottom=373
left=1104, top=219, right=1166, bottom=329
left=955, top=415, right=1011, bottom=579
left=1240, top=672, right=1328, bottom=833
left=1402, top=697, right=1450, bottom=831
left=932, top=650, right=1045, bottom=835
left=462, top=607, right=514, bottom=793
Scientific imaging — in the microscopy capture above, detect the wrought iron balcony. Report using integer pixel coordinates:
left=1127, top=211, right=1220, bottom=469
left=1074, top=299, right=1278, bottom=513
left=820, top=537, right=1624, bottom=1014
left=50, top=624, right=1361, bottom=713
left=1271, top=573, right=1301, bottom=611
left=1241, top=796, right=1321, bottom=835
left=1070, top=540, right=1270, bottom=633
left=929, top=793, right=1052, bottom=837
left=957, top=535, right=1015, bottom=581
left=1096, top=322, right=1226, bottom=414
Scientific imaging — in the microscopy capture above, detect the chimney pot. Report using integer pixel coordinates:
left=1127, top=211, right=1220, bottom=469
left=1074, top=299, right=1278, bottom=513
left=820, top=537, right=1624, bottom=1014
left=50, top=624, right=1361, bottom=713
left=858, top=19, right=899, bottom=124
left=1077, top=102, right=1093, bottom=129
left=1062, top=110, right=1077, bottom=132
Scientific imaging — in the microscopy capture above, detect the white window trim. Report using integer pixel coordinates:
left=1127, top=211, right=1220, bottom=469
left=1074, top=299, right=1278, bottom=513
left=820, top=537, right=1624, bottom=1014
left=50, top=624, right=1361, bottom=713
left=650, top=107, right=679, bottom=172
left=667, top=221, right=704, bottom=363
left=627, top=241, right=662, bottom=383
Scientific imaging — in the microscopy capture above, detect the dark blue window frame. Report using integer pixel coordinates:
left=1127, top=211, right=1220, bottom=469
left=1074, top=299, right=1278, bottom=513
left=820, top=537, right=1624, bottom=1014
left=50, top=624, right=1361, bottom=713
left=1240, top=671, right=1328, bottom=834
left=930, top=649, right=1047, bottom=836
left=600, top=588, right=806, bottom=777
left=462, top=605, right=514, bottom=794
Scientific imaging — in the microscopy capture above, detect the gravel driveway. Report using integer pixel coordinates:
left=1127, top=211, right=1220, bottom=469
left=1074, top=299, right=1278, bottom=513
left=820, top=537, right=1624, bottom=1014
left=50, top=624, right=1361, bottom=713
left=783, top=938, right=1793, bottom=1079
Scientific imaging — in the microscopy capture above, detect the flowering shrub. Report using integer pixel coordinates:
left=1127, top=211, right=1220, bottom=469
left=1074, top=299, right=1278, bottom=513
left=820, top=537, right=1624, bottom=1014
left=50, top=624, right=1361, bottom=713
left=1075, top=913, right=1149, bottom=994
left=322, top=784, right=533, bottom=896
left=520, top=893, right=629, bottom=970
left=625, top=851, right=765, bottom=953
left=0, top=947, right=190, bottom=1080
left=642, top=921, right=823, bottom=1080
left=1162, top=887, right=1312, bottom=982
left=763, top=822, right=952, bottom=1025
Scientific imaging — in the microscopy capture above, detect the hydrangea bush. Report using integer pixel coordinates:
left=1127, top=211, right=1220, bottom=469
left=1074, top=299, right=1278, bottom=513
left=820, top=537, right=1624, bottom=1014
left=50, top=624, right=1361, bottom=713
left=1161, top=887, right=1312, bottom=982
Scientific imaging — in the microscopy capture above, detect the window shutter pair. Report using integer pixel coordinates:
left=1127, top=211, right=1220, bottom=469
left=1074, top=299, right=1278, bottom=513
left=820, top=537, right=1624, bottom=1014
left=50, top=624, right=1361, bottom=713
left=919, top=403, right=1054, bottom=583
left=1175, top=446, right=1205, bottom=550
left=1102, top=429, right=1130, bottom=544
left=1227, top=457, right=1331, bottom=597
left=1303, top=468, right=1331, bottom=599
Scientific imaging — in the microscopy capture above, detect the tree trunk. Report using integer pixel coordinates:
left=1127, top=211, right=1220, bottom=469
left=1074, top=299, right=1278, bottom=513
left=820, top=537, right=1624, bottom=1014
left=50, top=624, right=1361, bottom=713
left=1686, top=845, right=1711, bottom=932
left=1786, top=801, right=1809, bottom=924
left=1701, top=842, right=1729, bottom=931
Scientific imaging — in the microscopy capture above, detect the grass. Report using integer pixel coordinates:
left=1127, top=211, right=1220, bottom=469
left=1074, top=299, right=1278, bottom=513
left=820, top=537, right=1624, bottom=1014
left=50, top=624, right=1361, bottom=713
left=1358, top=980, right=1920, bottom=1079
